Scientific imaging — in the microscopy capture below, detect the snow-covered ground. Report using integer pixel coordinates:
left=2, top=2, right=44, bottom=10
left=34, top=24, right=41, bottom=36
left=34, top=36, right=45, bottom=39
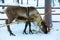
left=0, top=0, right=60, bottom=40
left=0, top=20, right=60, bottom=40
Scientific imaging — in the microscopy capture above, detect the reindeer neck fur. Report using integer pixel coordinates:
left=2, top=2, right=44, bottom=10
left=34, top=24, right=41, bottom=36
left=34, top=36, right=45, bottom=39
left=33, top=13, right=42, bottom=26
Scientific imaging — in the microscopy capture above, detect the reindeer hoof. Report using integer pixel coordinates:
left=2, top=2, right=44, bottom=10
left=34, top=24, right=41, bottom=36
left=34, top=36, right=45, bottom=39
left=29, top=31, right=33, bottom=34
left=23, top=32, right=28, bottom=34
left=10, top=33, right=16, bottom=36
left=29, top=32, right=34, bottom=34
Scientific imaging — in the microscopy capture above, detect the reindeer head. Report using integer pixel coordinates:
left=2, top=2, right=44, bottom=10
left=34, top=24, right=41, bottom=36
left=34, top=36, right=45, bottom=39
left=40, top=20, right=51, bottom=34
left=33, top=13, right=51, bottom=34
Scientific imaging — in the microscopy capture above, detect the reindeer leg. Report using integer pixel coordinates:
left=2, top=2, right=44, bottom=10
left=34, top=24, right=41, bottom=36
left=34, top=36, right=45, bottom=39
left=23, top=21, right=33, bottom=34
left=7, top=25, right=15, bottom=36
left=23, top=21, right=29, bottom=34
left=6, top=19, right=15, bottom=36
left=29, top=21, right=33, bottom=34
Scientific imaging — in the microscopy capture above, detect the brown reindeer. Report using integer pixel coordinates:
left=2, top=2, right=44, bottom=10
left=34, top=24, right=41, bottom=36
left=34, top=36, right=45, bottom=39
left=5, top=6, right=50, bottom=36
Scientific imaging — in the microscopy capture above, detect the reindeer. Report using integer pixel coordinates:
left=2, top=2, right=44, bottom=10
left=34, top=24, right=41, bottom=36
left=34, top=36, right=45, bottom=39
left=5, top=6, right=50, bottom=36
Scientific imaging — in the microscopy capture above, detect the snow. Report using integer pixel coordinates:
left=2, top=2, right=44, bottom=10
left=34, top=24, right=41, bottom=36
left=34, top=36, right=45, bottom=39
left=0, top=21, right=60, bottom=40
left=0, top=0, right=60, bottom=40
